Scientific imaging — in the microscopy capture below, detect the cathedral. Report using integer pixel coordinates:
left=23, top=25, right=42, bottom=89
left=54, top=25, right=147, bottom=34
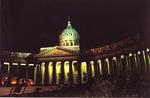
left=0, top=19, right=149, bottom=86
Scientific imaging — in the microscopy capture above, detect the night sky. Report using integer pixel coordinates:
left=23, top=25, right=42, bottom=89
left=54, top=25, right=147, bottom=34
left=1, top=0, right=149, bottom=53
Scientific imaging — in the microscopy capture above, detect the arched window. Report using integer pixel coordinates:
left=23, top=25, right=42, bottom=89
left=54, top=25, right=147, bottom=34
left=63, top=43, right=65, bottom=46
left=70, top=41, right=73, bottom=46
left=66, top=42, right=69, bottom=46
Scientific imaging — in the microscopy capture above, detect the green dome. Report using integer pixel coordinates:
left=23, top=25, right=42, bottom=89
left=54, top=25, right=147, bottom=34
left=59, top=20, right=79, bottom=46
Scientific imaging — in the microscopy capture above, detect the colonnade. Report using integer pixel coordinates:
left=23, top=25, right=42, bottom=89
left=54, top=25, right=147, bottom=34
left=0, top=48, right=149, bottom=86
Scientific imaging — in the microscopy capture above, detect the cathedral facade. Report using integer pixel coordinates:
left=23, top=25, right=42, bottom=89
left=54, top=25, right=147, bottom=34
left=0, top=20, right=149, bottom=86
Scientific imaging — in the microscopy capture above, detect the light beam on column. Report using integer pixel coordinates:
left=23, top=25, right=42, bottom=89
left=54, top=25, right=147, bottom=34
left=90, top=61, right=95, bottom=77
left=56, top=62, right=61, bottom=84
left=81, top=62, right=87, bottom=83
left=41, top=62, right=45, bottom=85
left=64, top=61, right=69, bottom=84
left=98, top=60, right=102, bottom=75
left=105, top=58, right=110, bottom=75
left=142, top=51, right=148, bottom=73
left=48, top=62, right=53, bottom=84
left=72, top=61, right=78, bottom=84
left=34, top=64, right=38, bottom=85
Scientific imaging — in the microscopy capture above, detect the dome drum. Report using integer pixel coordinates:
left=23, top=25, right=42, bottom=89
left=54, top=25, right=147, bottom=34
left=59, top=20, right=79, bottom=47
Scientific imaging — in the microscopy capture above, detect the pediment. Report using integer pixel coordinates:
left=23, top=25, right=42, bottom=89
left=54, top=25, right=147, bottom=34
left=36, top=46, right=78, bottom=57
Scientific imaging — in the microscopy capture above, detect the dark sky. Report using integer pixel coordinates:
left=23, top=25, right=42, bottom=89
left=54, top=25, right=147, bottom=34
left=1, top=0, right=149, bottom=53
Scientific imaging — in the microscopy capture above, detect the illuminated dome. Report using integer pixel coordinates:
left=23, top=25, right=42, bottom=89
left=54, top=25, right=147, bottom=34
left=59, top=20, right=79, bottom=46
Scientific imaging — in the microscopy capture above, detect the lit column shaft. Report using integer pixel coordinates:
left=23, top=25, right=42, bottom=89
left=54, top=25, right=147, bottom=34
left=120, top=55, right=126, bottom=76
left=52, top=62, right=56, bottom=84
left=37, top=63, right=42, bottom=85
left=16, top=63, right=20, bottom=84
left=145, top=49, right=150, bottom=73
left=138, top=51, right=146, bottom=75
left=87, top=61, right=92, bottom=79
left=34, top=64, right=38, bottom=85
left=81, top=61, right=87, bottom=83
left=125, top=55, right=130, bottom=75
left=129, top=53, right=136, bottom=74
left=56, top=62, right=61, bottom=84
left=48, top=62, right=53, bottom=84
left=98, top=60, right=102, bottom=76
left=64, top=61, right=70, bottom=84
left=72, top=61, right=78, bottom=84
left=90, top=61, right=95, bottom=78
left=77, top=61, right=81, bottom=84
left=44, top=62, right=49, bottom=85
left=142, top=51, right=148, bottom=74
left=69, top=61, right=73, bottom=84
left=137, top=52, right=141, bottom=76
left=61, top=61, right=65, bottom=84
left=103, top=60, right=108, bottom=76
left=41, top=63, right=45, bottom=85
left=112, top=58, right=117, bottom=76
left=105, top=59, right=110, bottom=75
left=116, top=57, right=121, bottom=76
left=94, top=60, right=99, bottom=77
left=26, top=63, right=29, bottom=80
left=134, top=53, right=138, bottom=74
left=7, top=62, right=12, bottom=85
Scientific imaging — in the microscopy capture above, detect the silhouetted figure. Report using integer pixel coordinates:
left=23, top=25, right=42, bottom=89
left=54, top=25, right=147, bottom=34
left=26, top=79, right=31, bottom=87
left=12, top=78, right=27, bottom=96
left=2, top=74, right=9, bottom=86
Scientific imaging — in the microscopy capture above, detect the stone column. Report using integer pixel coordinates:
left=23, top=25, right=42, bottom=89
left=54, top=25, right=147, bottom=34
left=138, top=51, right=146, bottom=76
left=105, top=58, right=110, bottom=76
left=116, top=57, right=121, bottom=76
left=125, top=55, right=130, bottom=75
left=103, top=59, right=108, bottom=77
left=87, top=61, right=92, bottom=79
left=129, top=53, right=137, bottom=75
left=98, top=60, right=102, bottom=76
left=44, top=62, right=49, bottom=85
left=136, top=51, right=142, bottom=76
left=72, top=61, right=78, bottom=84
left=81, top=61, right=88, bottom=84
left=35, top=64, right=39, bottom=85
left=55, top=62, right=61, bottom=84
left=61, top=61, right=65, bottom=84
left=41, top=63, right=45, bottom=85
left=94, top=60, right=99, bottom=77
left=77, top=61, right=81, bottom=84
left=90, top=61, right=95, bottom=78
left=34, top=64, right=38, bottom=85
left=145, top=48, right=150, bottom=74
left=142, top=50, right=148, bottom=74
left=133, top=53, right=138, bottom=74
left=7, top=62, right=12, bottom=85
left=120, top=55, right=126, bottom=76
left=37, top=63, right=42, bottom=85
left=112, top=57, right=117, bottom=76
left=48, top=62, right=53, bottom=84
left=64, top=61, right=69, bottom=84
left=101, top=59, right=105, bottom=77
left=26, top=63, right=29, bottom=80
left=52, top=62, right=56, bottom=84
left=69, top=61, right=73, bottom=84
left=108, top=59, right=113, bottom=76
left=16, top=63, right=20, bottom=84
